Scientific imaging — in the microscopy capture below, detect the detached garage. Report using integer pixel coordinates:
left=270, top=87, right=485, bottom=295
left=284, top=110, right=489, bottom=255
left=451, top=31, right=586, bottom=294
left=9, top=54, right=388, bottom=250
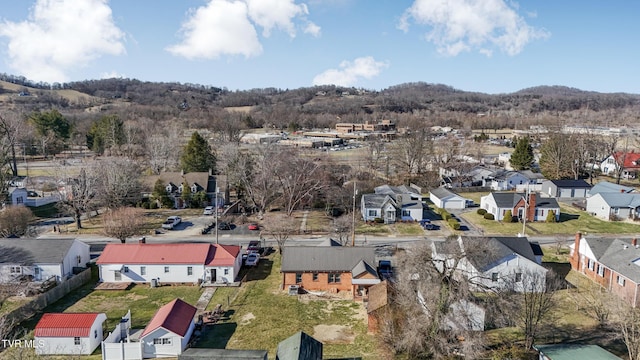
left=430, top=187, right=467, bottom=210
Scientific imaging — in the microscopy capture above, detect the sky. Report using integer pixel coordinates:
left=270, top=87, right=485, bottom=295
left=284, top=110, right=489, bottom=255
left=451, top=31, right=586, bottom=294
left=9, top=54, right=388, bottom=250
left=0, top=0, right=639, bottom=94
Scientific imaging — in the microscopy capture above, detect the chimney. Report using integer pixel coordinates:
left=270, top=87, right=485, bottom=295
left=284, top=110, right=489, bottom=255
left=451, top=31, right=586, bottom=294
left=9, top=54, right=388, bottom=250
left=527, top=193, right=536, bottom=222
left=573, top=232, right=582, bottom=267
left=633, top=238, right=637, bottom=247
left=181, top=169, right=185, bottom=176
left=622, top=189, right=626, bottom=193
left=139, top=237, right=146, bottom=244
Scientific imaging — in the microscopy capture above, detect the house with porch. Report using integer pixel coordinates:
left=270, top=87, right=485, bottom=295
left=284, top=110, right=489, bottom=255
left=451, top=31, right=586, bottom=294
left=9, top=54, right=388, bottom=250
left=487, top=170, right=541, bottom=191
left=480, top=192, right=560, bottom=222
left=144, top=171, right=225, bottom=208
left=361, top=184, right=425, bottom=223
left=431, top=236, right=548, bottom=293
left=570, top=233, right=640, bottom=308
left=586, top=192, right=640, bottom=221
left=35, top=312, right=107, bottom=355
left=0, top=238, right=90, bottom=284
left=97, top=243, right=241, bottom=285
left=600, top=151, right=640, bottom=179
left=281, top=245, right=379, bottom=299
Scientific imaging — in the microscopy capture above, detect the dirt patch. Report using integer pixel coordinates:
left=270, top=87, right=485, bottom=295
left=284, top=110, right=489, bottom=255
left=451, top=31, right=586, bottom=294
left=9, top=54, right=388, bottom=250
left=126, top=293, right=148, bottom=301
left=313, top=324, right=356, bottom=344
left=240, top=312, right=255, bottom=325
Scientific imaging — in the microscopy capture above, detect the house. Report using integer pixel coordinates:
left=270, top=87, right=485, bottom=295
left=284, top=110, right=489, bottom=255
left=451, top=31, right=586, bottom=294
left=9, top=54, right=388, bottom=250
left=600, top=151, right=640, bottom=179
left=140, top=299, right=197, bottom=358
left=366, top=280, right=390, bottom=333
left=441, top=165, right=494, bottom=188
left=97, top=243, right=242, bottom=285
left=8, top=187, right=62, bottom=207
left=35, top=312, right=107, bottom=355
left=431, top=236, right=548, bottom=292
left=480, top=192, right=560, bottom=222
left=179, top=348, right=268, bottom=360
left=0, top=238, right=90, bottom=283
left=429, top=187, right=468, bottom=210
left=586, top=192, right=640, bottom=221
left=144, top=171, right=224, bottom=208
left=541, top=179, right=591, bottom=198
left=281, top=246, right=379, bottom=299
left=487, top=170, right=534, bottom=191
left=533, top=344, right=621, bottom=360
left=360, top=184, right=425, bottom=223
left=569, top=233, right=640, bottom=307
left=588, top=181, right=636, bottom=197
left=276, top=331, right=323, bottom=360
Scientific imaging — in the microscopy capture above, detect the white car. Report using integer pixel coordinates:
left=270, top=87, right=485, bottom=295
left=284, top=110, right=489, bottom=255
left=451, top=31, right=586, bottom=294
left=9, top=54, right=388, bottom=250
left=203, top=206, right=214, bottom=215
left=162, top=216, right=182, bottom=230
left=245, top=253, right=259, bottom=267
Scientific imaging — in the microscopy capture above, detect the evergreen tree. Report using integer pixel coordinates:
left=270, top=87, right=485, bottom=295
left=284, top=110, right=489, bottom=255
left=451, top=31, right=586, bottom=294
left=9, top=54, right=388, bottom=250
left=152, top=179, right=173, bottom=208
left=510, top=136, right=534, bottom=170
left=181, top=181, right=192, bottom=207
left=86, top=115, right=125, bottom=154
left=503, top=210, right=514, bottom=223
left=180, top=132, right=216, bottom=173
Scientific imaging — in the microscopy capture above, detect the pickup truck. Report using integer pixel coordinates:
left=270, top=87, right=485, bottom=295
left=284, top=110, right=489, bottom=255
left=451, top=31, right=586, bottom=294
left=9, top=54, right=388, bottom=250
left=378, top=260, right=393, bottom=280
left=162, top=216, right=182, bottom=230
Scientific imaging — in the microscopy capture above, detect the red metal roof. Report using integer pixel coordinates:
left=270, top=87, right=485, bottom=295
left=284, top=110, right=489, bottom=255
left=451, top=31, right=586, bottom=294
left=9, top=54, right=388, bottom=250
left=34, top=313, right=105, bottom=338
left=206, top=244, right=241, bottom=267
left=96, top=243, right=210, bottom=264
left=613, top=151, right=640, bottom=169
left=140, top=298, right=197, bottom=338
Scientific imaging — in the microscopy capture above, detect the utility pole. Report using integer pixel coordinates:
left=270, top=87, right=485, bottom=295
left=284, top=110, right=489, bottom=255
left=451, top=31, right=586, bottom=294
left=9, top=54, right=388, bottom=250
left=215, top=187, right=219, bottom=244
left=521, top=186, right=529, bottom=237
left=351, top=181, right=357, bottom=247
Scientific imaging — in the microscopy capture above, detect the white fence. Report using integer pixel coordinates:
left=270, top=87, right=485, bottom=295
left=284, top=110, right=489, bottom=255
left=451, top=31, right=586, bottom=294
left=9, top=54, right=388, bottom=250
left=515, top=184, right=542, bottom=192
left=101, top=310, right=143, bottom=360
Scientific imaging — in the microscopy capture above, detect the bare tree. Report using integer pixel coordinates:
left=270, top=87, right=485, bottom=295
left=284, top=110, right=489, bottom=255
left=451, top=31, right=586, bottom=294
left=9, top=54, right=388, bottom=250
left=94, top=157, right=143, bottom=209
left=57, top=168, right=98, bottom=229
left=241, top=144, right=281, bottom=217
left=331, top=215, right=352, bottom=246
left=146, top=133, right=179, bottom=174
left=612, top=300, right=640, bottom=360
left=274, top=149, right=327, bottom=216
left=0, top=206, right=34, bottom=237
left=567, top=282, right=611, bottom=327
left=388, top=128, right=432, bottom=181
left=262, top=214, right=297, bottom=253
left=102, top=207, right=147, bottom=243
left=0, top=112, right=28, bottom=177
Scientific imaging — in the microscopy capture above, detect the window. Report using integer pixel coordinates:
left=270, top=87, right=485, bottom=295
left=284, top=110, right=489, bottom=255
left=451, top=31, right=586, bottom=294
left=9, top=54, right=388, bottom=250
left=164, top=266, right=170, bottom=273
left=515, top=273, right=522, bottom=282
left=618, top=275, right=626, bottom=286
left=368, top=210, right=377, bottom=217
left=491, top=273, right=499, bottom=282
left=162, top=339, right=171, bottom=345
left=224, top=268, right=229, bottom=275
left=329, top=273, right=341, bottom=283
left=140, top=266, right=146, bottom=275
left=123, top=266, right=129, bottom=273
left=94, top=330, right=98, bottom=338
left=312, top=272, right=319, bottom=281
left=74, top=337, right=80, bottom=345
left=587, top=259, right=595, bottom=271
left=114, top=271, right=121, bottom=281
left=154, top=338, right=172, bottom=345
left=295, top=273, right=302, bottom=283
left=597, top=265, right=605, bottom=277
left=187, top=267, right=193, bottom=276
left=10, top=266, right=21, bottom=274
left=34, top=267, right=40, bottom=275
left=402, top=210, right=410, bottom=216
left=16, top=196, right=23, bottom=204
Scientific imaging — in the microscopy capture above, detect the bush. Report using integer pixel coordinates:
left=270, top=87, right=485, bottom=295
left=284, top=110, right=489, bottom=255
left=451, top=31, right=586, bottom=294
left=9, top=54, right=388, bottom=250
left=503, top=210, right=513, bottom=223
left=374, top=217, right=384, bottom=224
left=484, top=213, right=495, bottom=220
left=477, top=208, right=487, bottom=215
left=546, top=210, right=557, bottom=223
left=149, top=201, right=158, bottom=209
left=448, top=218, right=461, bottom=230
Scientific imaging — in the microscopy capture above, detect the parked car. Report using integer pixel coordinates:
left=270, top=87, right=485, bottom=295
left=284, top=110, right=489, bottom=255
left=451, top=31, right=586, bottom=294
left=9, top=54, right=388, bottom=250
left=248, top=223, right=260, bottom=231
left=247, top=240, right=261, bottom=254
left=245, top=253, right=260, bottom=267
left=218, top=222, right=231, bottom=230
left=378, top=260, right=393, bottom=280
left=162, top=216, right=182, bottom=230
left=203, top=206, right=214, bottom=215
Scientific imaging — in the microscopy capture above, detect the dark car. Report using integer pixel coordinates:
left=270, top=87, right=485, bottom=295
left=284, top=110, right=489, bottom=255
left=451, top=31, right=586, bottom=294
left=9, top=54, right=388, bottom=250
left=378, top=260, right=393, bottom=280
left=218, top=222, right=231, bottom=230
left=247, top=240, right=261, bottom=254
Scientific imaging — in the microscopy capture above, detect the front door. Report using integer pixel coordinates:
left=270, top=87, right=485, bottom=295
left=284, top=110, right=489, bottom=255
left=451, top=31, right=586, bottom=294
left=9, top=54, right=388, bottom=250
left=114, top=271, right=122, bottom=281
left=210, top=269, right=217, bottom=283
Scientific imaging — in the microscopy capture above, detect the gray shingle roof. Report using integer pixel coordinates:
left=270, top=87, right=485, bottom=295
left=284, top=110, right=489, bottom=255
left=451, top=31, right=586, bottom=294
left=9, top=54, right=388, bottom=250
left=362, top=194, right=393, bottom=209
left=491, top=192, right=523, bottom=208
left=589, top=181, right=635, bottom=196
left=276, top=331, right=322, bottom=360
left=430, top=187, right=461, bottom=200
left=597, top=193, right=640, bottom=208
left=281, top=247, right=376, bottom=272
left=374, top=184, right=419, bottom=196
left=590, top=238, right=640, bottom=284
left=316, top=238, right=342, bottom=247
left=351, top=259, right=377, bottom=277
left=549, top=179, right=592, bottom=188
left=0, top=238, right=77, bottom=265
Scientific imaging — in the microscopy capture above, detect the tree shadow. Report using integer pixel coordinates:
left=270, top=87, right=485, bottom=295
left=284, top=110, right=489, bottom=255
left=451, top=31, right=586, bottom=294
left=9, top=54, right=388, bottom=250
left=244, top=259, right=273, bottom=282
left=558, top=213, right=580, bottom=222
left=195, top=322, right=238, bottom=349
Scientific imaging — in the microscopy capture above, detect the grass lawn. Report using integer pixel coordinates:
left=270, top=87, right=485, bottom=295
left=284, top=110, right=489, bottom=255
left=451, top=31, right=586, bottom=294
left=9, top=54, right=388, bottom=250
left=0, top=296, right=32, bottom=316
left=196, top=253, right=380, bottom=359
left=356, top=222, right=391, bottom=235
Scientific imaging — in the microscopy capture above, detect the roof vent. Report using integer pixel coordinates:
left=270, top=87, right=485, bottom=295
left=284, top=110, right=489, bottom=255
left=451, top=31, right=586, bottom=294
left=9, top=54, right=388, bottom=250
left=624, top=245, right=629, bottom=250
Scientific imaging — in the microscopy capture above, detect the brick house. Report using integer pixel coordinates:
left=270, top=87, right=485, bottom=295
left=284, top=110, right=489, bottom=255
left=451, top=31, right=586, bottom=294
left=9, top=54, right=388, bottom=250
left=281, top=246, right=380, bottom=299
left=570, top=232, right=640, bottom=307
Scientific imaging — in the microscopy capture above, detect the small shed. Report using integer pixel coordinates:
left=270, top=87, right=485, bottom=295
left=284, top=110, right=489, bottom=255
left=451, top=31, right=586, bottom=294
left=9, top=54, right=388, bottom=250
left=429, top=187, right=467, bottom=210
left=541, top=179, right=592, bottom=198
left=179, top=348, right=268, bottom=360
left=35, top=312, right=107, bottom=355
left=276, top=331, right=323, bottom=360
left=533, top=344, right=621, bottom=360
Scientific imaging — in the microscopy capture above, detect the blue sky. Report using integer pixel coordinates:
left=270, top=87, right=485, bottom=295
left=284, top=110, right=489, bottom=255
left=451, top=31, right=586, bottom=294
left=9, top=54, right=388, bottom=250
left=0, top=0, right=639, bottom=94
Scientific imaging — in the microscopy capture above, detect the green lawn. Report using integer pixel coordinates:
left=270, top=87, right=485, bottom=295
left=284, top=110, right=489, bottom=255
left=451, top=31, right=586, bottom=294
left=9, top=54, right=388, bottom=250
left=196, top=253, right=380, bottom=359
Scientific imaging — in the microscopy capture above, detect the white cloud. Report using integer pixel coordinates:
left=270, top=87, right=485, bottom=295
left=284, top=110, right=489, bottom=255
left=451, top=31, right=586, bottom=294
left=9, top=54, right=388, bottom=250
left=312, top=57, right=389, bottom=87
left=245, top=0, right=308, bottom=37
left=398, top=0, right=549, bottom=56
left=166, top=0, right=262, bottom=60
left=168, top=0, right=319, bottom=60
left=100, top=71, right=126, bottom=79
left=0, top=0, right=125, bottom=83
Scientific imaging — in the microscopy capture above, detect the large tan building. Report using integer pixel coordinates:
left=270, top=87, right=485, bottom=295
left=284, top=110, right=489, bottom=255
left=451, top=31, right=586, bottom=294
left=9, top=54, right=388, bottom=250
left=335, top=120, right=395, bottom=134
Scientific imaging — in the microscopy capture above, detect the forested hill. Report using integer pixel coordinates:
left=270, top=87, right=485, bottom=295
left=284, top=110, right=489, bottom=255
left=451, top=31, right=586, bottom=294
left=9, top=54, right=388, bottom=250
left=1, top=72, right=639, bottom=132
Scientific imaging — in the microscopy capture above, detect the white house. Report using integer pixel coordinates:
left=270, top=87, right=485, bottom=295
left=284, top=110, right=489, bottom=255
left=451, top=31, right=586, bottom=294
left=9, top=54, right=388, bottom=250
left=429, top=187, right=468, bottom=210
left=97, top=243, right=242, bottom=285
left=432, top=236, right=547, bottom=293
left=140, top=298, right=196, bottom=358
left=35, top=312, right=107, bottom=355
left=361, top=184, right=425, bottom=223
left=0, top=238, right=90, bottom=283
left=480, top=192, right=560, bottom=222
left=586, top=192, right=640, bottom=221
